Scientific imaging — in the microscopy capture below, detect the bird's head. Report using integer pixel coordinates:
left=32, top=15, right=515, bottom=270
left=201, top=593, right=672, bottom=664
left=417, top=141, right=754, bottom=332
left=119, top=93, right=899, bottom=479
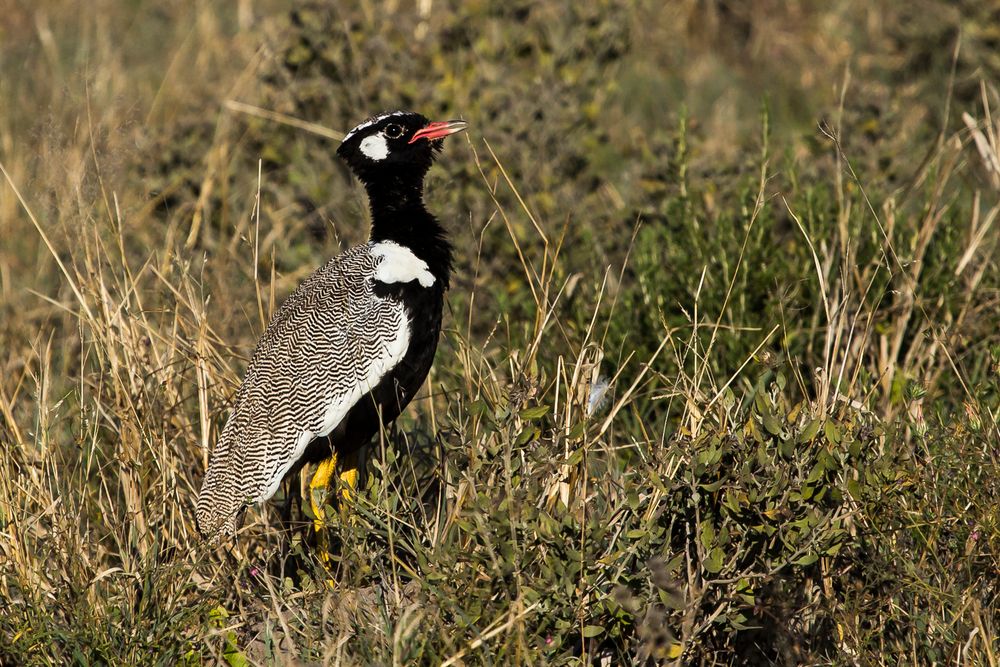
left=336, top=110, right=467, bottom=185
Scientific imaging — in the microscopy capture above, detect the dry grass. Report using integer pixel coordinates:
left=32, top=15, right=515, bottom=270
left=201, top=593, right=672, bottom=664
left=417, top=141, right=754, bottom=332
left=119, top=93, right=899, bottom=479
left=1, top=1, right=998, bottom=664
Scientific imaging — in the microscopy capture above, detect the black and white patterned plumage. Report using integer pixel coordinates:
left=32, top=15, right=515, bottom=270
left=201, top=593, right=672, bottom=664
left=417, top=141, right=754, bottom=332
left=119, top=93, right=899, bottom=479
left=196, top=110, right=466, bottom=537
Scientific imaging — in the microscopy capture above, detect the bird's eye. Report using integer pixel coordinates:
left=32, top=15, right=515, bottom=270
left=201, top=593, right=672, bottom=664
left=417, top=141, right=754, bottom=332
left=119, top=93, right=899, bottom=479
left=383, top=124, right=404, bottom=139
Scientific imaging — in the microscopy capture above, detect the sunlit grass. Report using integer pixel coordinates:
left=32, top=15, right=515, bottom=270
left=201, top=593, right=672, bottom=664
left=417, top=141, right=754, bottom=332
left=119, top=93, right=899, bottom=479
left=1, top=1, right=998, bottom=663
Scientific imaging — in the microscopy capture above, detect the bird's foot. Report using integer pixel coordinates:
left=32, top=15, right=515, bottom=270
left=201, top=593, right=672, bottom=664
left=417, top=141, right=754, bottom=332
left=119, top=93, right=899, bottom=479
left=308, top=454, right=361, bottom=583
left=309, top=455, right=338, bottom=531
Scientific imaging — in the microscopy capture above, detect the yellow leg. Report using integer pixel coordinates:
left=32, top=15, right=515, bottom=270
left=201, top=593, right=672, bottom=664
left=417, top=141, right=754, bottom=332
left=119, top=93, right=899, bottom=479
left=309, top=454, right=339, bottom=577
left=338, top=449, right=359, bottom=507
left=310, top=453, right=338, bottom=530
left=308, top=450, right=361, bottom=574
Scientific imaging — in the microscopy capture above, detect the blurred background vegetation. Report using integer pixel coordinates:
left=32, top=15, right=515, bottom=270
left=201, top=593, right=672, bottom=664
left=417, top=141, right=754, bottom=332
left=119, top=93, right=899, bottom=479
left=1, top=0, right=997, bottom=664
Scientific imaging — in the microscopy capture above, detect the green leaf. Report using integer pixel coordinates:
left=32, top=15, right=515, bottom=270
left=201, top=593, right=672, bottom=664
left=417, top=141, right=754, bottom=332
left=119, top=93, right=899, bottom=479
left=762, top=409, right=783, bottom=435
left=795, top=553, right=819, bottom=566
left=798, top=418, right=821, bottom=443
left=700, top=521, right=716, bottom=550
left=696, top=444, right=719, bottom=466
left=224, top=645, right=249, bottom=667
left=824, top=420, right=842, bottom=444
left=806, top=463, right=825, bottom=483
left=209, top=605, right=229, bottom=624
left=582, top=624, right=604, bottom=638
left=515, top=426, right=539, bottom=446
left=703, top=547, right=725, bottom=573
left=754, top=390, right=769, bottom=414
left=470, top=399, right=490, bottom=417
left=626, top=489, right=641, bottom=510
left=849, top=439, right=862, bottom=459
left=665, top=553, right=684, bottom=573
left=520, top=405, right=550, bottom=420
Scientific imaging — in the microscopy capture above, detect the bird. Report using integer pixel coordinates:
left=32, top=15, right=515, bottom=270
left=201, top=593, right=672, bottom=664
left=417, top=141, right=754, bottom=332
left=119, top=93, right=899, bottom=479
left=195, top=110, right=467, bottom=541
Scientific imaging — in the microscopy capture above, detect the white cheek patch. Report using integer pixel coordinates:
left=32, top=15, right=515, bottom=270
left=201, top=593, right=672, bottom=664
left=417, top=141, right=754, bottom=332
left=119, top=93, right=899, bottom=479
left=359, top=134, right=389, bottom=161
left=371, top=241, right=436, bottom=287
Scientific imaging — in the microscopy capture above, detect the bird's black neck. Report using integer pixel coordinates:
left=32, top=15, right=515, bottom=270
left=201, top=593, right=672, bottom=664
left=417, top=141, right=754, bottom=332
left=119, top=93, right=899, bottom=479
left=365, top=172, right=452, bottom=288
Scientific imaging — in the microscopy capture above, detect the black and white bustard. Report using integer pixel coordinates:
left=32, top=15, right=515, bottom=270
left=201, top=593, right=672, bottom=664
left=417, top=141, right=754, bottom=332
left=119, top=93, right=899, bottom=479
left=195, top=111, right=467, bottom=537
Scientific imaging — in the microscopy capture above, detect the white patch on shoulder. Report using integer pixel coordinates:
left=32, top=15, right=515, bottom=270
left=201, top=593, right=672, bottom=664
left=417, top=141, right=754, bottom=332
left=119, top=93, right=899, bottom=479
left=359, top=134, right=389, bottom=161
left=256, top=315, right=411, bottom=502
left=371, top=241, right=436, bottom=287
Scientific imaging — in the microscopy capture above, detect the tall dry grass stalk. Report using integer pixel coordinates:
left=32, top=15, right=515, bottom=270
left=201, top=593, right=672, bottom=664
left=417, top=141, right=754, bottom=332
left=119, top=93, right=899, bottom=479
left=1, top=2, right=998, bottom=663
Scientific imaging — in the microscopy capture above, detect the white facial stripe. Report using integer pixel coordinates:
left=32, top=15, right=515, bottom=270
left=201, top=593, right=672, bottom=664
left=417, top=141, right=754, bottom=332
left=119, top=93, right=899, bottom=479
left=371, top=241, right=435, bottom=287
left=342, top=110, right=409, bottom=142
left=359, top=134, right=389, bottom=161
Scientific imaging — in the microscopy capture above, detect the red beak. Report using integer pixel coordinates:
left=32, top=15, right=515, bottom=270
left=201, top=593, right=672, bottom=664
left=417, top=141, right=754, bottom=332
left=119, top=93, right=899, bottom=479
left=409, top=119, right=468, bottom=144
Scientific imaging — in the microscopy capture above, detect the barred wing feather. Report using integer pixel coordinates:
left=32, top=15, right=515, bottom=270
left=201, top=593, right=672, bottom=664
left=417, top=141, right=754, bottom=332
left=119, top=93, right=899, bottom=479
left=195, top=244, right=409, bottom=536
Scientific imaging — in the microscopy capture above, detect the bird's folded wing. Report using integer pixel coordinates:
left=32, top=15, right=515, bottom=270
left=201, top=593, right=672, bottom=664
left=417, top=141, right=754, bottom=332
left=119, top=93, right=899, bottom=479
left=195, top=245, right=409, bottom=534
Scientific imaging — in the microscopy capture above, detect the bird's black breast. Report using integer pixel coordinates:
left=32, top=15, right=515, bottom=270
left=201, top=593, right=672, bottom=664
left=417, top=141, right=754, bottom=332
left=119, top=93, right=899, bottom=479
left=303, top=279, right=445, bottom=463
